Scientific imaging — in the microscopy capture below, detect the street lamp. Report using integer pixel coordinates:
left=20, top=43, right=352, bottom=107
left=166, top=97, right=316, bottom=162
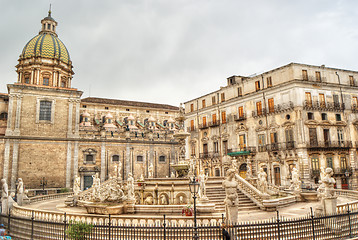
left=189, top=176, right=200, bottom=240
left=345, top=170, right=350, bottom=189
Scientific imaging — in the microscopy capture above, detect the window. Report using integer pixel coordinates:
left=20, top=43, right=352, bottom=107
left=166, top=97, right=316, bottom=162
left=307, top=112, right=314, bottom=120
left=126, top=109, right=130, bottom=111
left=190, top=104, right=194, bottom=112
left=302, top=70, right=308, bottom=80
left=311, top=155, right=319, bottom=171
left=305, top=92, right=312, bottom=106
left=270, top=132, right=278, bottom=150
left=239, top=134, right=246, bottom=149
left=350, top=75, right=355, bottom=86
left=212, top=114, right=217, bottom=124
left=202, top=116, right=207, bottom=127
left=159, top=156, right=166, bottom=162
left=258, top=134, right=265, bottom=151
left=326, top=155, right=333, bottom=169
left=25, top=77, right=30, bottom=84
left=315, top=71, right=321, bottom=82
left=336, top=114, right=342, bottom=121
left=61, top=81, right=66, bottom=88
left=285, top=129, right=294, bottom=149
left=105, top=107, right=109, bottom=110
left=319, top=93, right=325, bottom=108
left=221, top=93, right=225, bottom=102
left=137, top=155, right=143, bottom=162
left=221, top=111, right=226, bottom=124
left=112, top=155, right=119, bottom=162
left=238, top=87, right=242, bottom=97
left=86, top=154, right=94, bottom=163
left=353, top=97, right=358, bottom=108
left=202, top=99, right=206, bottom=108
left=190, top=120, right=194, bottom=131
left=267, top=77, right=272, bottom=87
left=340, top=155, right=348, bottom=170
left=191, top=144, right=196, bottom=156
left=309, top=128, right=317, bottom=145
left=337, top=129, right=344, bottom=144
left=223, top=140, right=228, bottom=155
left=256, top=101, right=262, bottom=116
left=0, top=112, right=7, bottom=120
left=83, top=105, right=87, bottom=108
left=212, top=96, right=216, bottom=105
left=321, top=113, right=327, bottom=121
left=333, top=95, right=339, bottom=107
left=43, top=77, right=49, bottom=86
left=255, top=81, right=261, bottom=91
left=268, top=98, right=274, bottom=113
left=165, top=112, right=168, bottom=114
left=238, top=106, right=244, bottom=118
left=323, top=129, right=330, bottom=145
left=146, top=110, right=150, bottom=113
left=39, top=101, right=52, bottom=121
left=213, top=142, right=219, bottom=153
left=47, top=23, right=51, bottom=30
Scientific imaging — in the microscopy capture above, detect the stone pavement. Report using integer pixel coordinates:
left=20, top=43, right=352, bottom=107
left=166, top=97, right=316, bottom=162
left=26, top=195, right=355, bottom=222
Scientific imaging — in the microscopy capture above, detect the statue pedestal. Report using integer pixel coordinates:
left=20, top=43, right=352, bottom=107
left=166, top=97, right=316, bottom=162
left=125, top=199, right=136, bottom=214
left=323, top=197, right=337, bottom=215
left=294, top=191, right=303, bottom=202
left=226, top=205, right=238, bottom=224
left=197, top=198, right=215, bottom=213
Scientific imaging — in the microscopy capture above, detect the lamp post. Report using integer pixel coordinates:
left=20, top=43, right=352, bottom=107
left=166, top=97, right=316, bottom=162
left=345, top=170, right=350, bottom=190
left=189, top=176, right=199, bottom=240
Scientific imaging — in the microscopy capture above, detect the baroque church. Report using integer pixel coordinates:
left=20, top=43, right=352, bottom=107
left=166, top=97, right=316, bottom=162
left=0, top=12, right=180, bottom=193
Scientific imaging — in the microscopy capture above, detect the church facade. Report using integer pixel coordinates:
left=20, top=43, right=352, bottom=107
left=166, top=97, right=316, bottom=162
left=0, top=12, right=180, bottom=192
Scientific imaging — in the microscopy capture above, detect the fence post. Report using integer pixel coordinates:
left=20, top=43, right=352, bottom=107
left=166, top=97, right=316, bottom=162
left=63, top=212, right=67, bottom=240
left=310, top=207, right=315, bottom=240
left=7, top=210, right=10, bottom=233
left=276, top=211, right=280, bottom=240
left=108, top=214, right=111, bottom=240
left=31, top=210, right=34, bottom=240
left=347, top=204, right=352, bottom=238
left=222, top=213, right=225, bottom=240
left=163, top=214, right=166, bottom=240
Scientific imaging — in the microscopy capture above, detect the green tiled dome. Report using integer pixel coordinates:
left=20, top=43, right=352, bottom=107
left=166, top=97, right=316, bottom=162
left=20, top=33, right=70, bottom=64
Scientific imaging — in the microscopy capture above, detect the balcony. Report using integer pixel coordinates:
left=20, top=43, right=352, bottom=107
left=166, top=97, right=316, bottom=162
left=186, top=126, right=196, bottom=132
left=352, top=104, right=358, bottom=113
left=198, top=123, right=209, bottom=129
left=257, top=145, right=267, bottom=152
left=199, top=152, right=221, bottom=159
left=266, top=142, right=296, bottom=152
left=208, top=120, right=220, bottom=127
left=307, top=141, right=352, bottom=150
left=333, top=168, right=352, bottom=176
left=252, top=102, right=294, bottom=118
left=227, top=147, right=257, bottom=156
left=310, top=169, right=320, bottom=177
left=301, top=75, right=327, bottom=83
left=303, top=100, right=345, bottom=112
left=234, top=113, right=247, bottom=121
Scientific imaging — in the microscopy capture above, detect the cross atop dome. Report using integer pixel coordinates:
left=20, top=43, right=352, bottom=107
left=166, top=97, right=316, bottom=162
left=39, top=5, right=58, bottom=37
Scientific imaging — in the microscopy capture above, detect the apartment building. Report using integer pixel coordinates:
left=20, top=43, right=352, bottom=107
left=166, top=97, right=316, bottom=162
left=184, top=63, right=358, bottom=189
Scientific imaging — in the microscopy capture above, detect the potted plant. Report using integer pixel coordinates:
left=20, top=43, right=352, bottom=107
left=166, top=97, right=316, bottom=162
left=66, top=221, right=93, bottom=240
left=182, top=205, right=193, bottom=216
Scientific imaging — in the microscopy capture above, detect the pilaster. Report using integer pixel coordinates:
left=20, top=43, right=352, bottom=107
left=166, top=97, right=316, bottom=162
left=67, top=99, right=74, bottom=137
left=13, top=94, right=23, bottom=136
left=5, top=95, right=14, bottom=136
left=73, top=141, right=79, bottom=179
left=3, top=140, right=10, bottom=182
left=66, top=142, right=72, bottom=188
left=101, top=142, right=106, bottom=182
left=10, top=140, right=19, bottom=191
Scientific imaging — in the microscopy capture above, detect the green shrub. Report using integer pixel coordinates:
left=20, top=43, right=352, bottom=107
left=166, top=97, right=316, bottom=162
left=66, top=221, right=93, bottom=240
left=60, top=188, right=70, bottom=193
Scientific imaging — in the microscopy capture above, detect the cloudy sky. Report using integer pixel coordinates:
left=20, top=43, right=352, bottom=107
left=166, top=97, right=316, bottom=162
left=1, top=0, right=358, bottom=106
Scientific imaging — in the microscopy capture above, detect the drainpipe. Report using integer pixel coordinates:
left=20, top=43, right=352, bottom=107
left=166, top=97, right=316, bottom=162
left=335, top=72, right=344, bottom=110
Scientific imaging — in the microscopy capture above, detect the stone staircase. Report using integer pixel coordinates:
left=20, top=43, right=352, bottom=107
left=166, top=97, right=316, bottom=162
left=205, top=178, right=260, bottom=212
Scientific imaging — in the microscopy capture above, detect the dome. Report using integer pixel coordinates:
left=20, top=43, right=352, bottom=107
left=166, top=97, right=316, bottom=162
left=20, top=33, right=71, bottom=64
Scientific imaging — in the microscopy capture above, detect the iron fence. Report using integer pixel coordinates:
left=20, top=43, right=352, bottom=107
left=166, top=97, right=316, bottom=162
left=2, top=208, right=358, bottom=239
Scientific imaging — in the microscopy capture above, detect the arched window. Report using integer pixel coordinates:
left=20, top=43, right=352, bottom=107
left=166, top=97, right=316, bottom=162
left=112, top=155, right=119, bottom=162
left=0, top=112, right=7, bottom=121
left=159, top=156, right=166, bottom=163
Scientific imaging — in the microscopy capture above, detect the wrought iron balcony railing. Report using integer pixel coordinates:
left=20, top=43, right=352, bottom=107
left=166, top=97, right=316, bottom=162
left=303, top=100, right=345, bottom=112
left=198, top=123, right=209, bottom=129
left=208, top=120, right=220, bottom=127
left=199, top=152, right=221, bottom=159
left=234, top=113, right=247, bottom=121
left=307, top=141, right=352, bottom=149
left=252, top=102, right=294, bottom=118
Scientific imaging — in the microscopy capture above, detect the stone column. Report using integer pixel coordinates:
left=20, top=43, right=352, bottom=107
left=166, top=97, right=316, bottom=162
left=10, top=140, right=19, bottom=191
left=36, top=69, right=40, bottom=85
left=65, top=142, right=72, bottom=188
left=30, top=69, right=34, bottom=84
left=100, top=142, right=106, bottom=182
left=13, top=95, right=22, bottom=136
left=73, top=141, right=79, bottom=178
left=3, top=140, right=10, bottom=182
left=67, top=99, right=74, bottom=137
left=74, top=100, right=80, bottom=137
left=5, top=95, right=14, bottom=136
left=125, top=143, right=131, bottom=179
left=18, top=72, right=22, bottom=83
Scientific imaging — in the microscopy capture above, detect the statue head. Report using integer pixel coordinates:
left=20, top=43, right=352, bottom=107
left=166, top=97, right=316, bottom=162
left=325, top=167, right=333, bottom=176
left=18, top=178, right=22, bottom=182
left=1, top=179, right=5, bottom=184
left=226, top=169, right=236, bottom=178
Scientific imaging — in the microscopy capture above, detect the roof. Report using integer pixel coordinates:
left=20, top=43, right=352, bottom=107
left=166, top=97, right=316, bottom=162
left=81, top=97, right=179, bottom=111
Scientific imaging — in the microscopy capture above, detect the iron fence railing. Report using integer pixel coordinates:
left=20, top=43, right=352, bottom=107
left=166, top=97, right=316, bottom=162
left=3, top=209, right=358, bottom=240
left=199, top=152, right=221, bottom=159
left=303, top=100, right=345, bottom=112
left=208, top=120, right=220, bottom=127
left=234, top=113, right=247, bottom=121
left=307, top=141, right=352, bottom=149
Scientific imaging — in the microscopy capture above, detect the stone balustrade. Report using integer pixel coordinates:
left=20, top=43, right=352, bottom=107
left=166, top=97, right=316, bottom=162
left=11, top=204, right=222, bottom=226
left=335, top=189, right=358, bottom=200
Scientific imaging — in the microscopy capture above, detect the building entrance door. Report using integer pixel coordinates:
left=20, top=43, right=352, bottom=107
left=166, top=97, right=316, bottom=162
left=274, top=167, right=281, bottom=186
left=239, top=163, right=247, bottom=179
left=83, top=175, right=93, bottom=190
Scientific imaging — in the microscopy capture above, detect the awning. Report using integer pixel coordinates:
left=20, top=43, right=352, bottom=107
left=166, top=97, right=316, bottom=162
left=116, top=120, right=123, bottom=126
left=227, top=151, right=250, bottom=156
